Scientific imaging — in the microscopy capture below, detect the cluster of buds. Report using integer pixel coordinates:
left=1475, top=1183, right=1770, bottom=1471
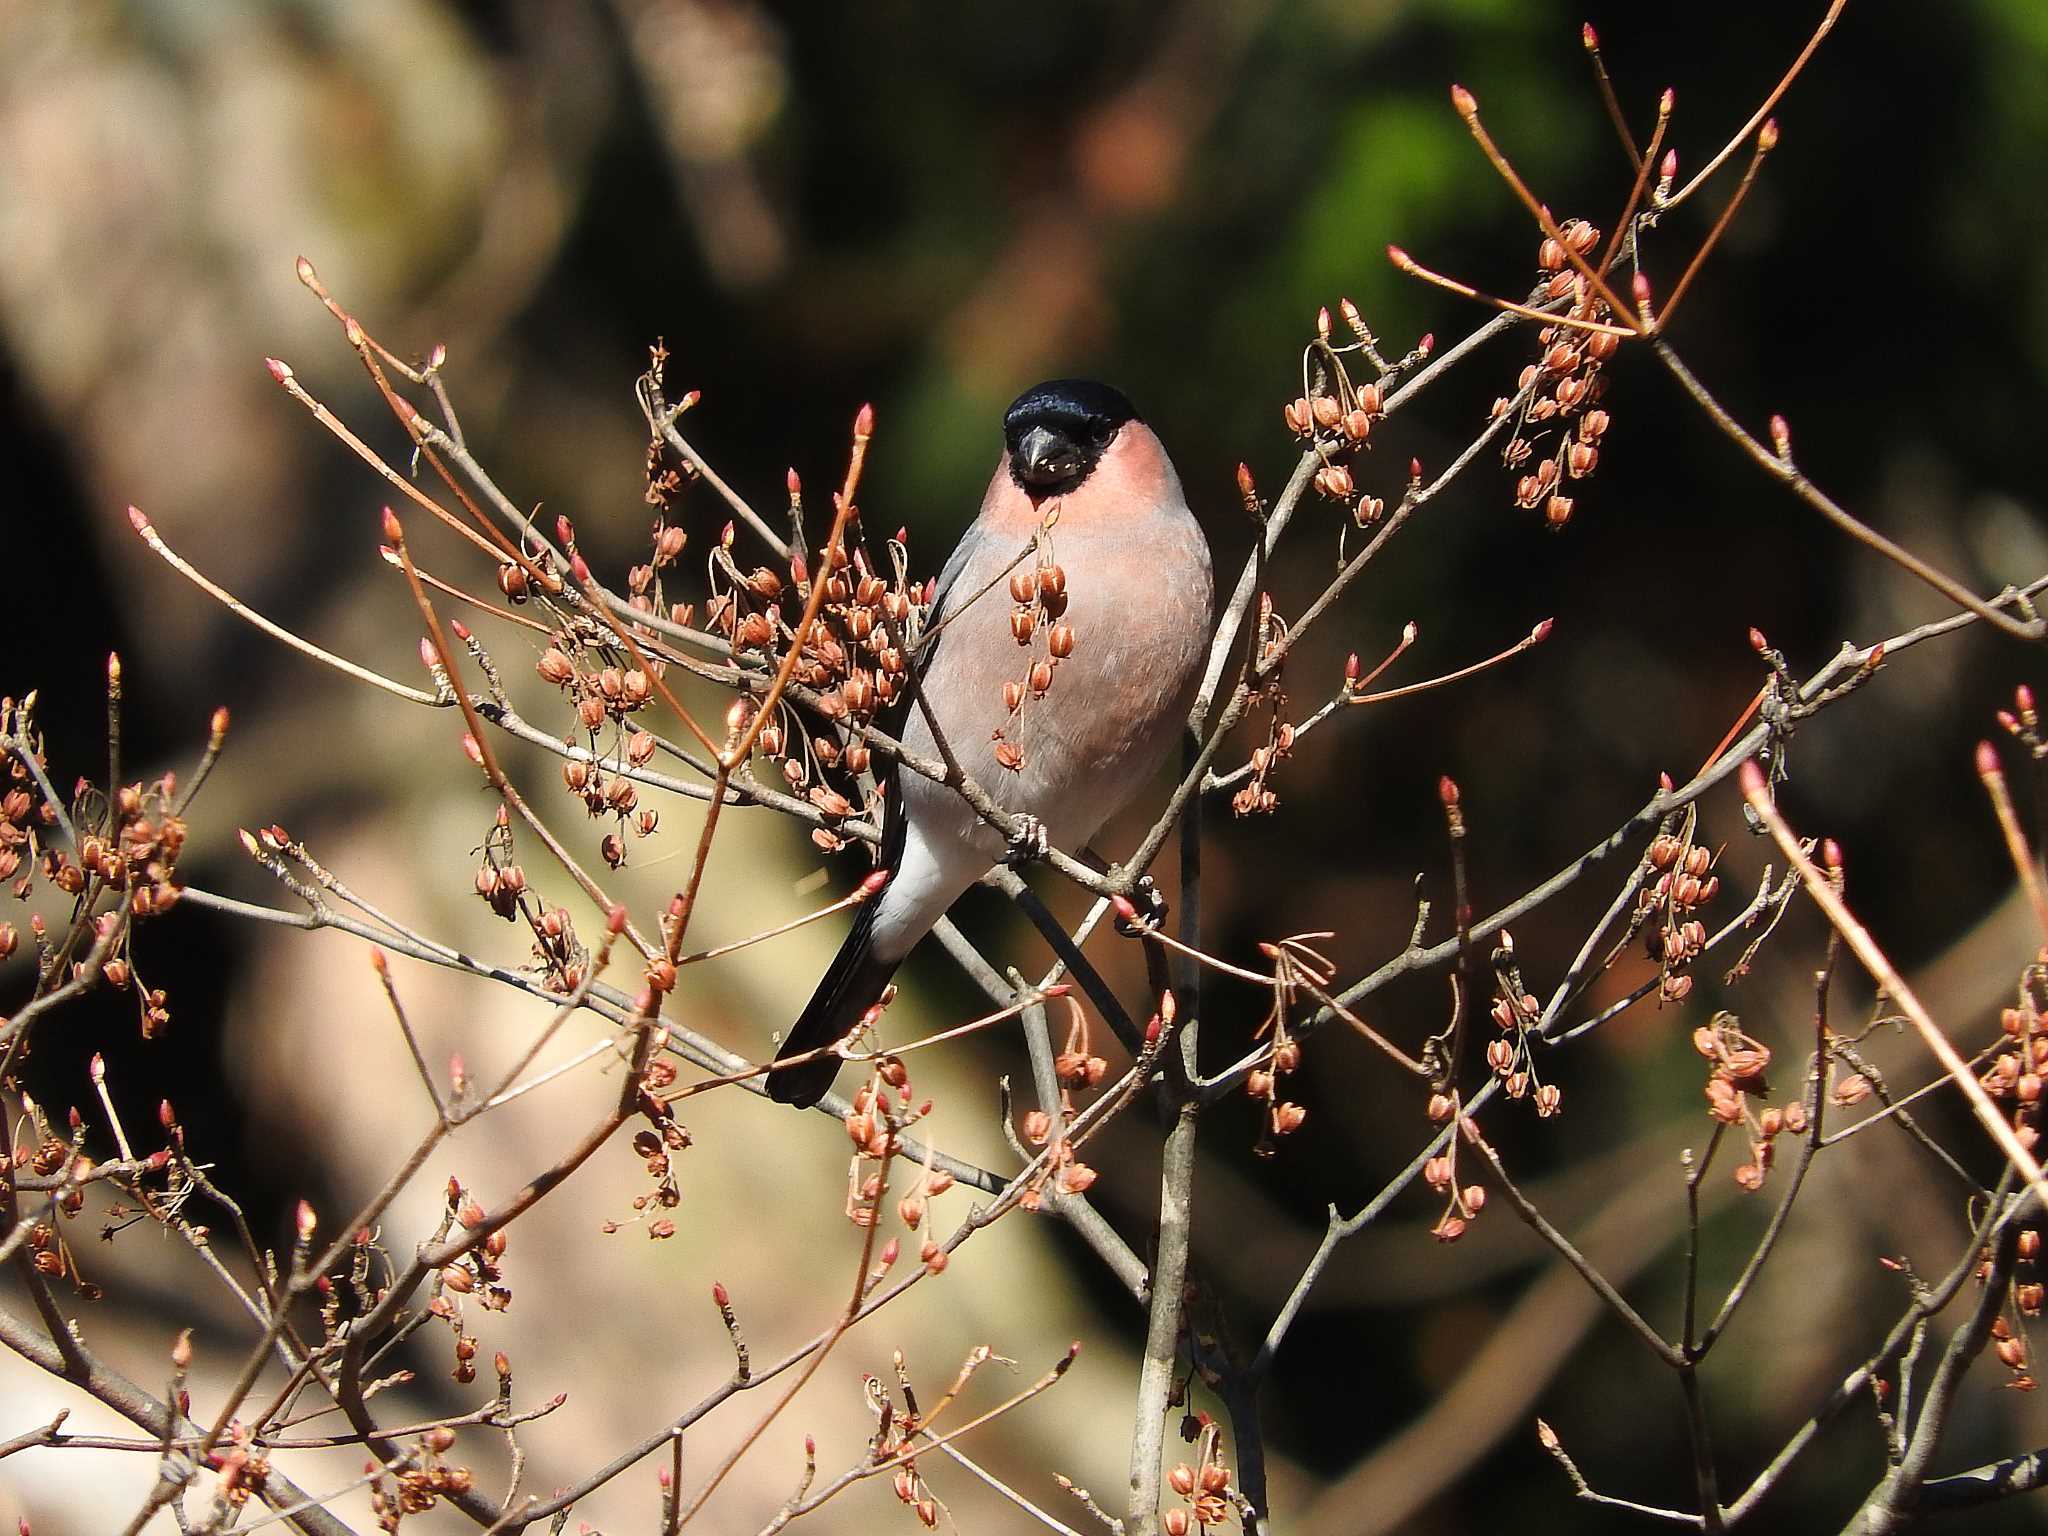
left=1245, top=1032, right=1306, bottom=1154
left=368, top=1428, right=474, bottom=1526
left=741, top=696, right=868, bottom=854
left=616, top=515, right=691, bottom=619
left=535, top=642, right=657, bottom=733
left=715, top=534, right=918, bottom=720
left=316, top=1226, right=384, bottom=1341
left=1981, top=992, right=2048, bottom=1158
left=1016, top=1106, right=1102, bottom=1205
left=22, top=1217, right=64, bottom=1278
left=1018, top=998, right=1117, bottom=1204
left=892, top=1163, right=955, bottom=1241
left=642, top=438, right=690, bottom=520
left=1229, top=594, right=1294, bottom=816
left=74, top=772, right=190, bottom=918
left=4, top=724, right=191, bottom=1038
left=74, top=769, right=199, bottom=1037
left=1483, top=996, right=1563, bottom=1115
left=1637, top=830, right=1722, bottom=1001
left=720, top=533, right=920, bottom=847
left=1992, top=1309, right=2037, bottom=1391
left=601, top=1051, right=692, bottom=1236
left=629, top=1117, right=690, bottom=1238
left=439, top=1195, right=513, bottom=1313
left=426, top=1182, right=510, bottom=1382
left=472, top=855, right=528, bottom=919
left=869, top=1348, right=1008, bottom=1528
left=1164, top=1451, right=1238, bottom=1533
left=1996, top=682, right=2048, bottom=763
left=1494, top=219, right=1619, bottom=530
left=993, top=556, right=1075, bottom=772
left=1480, top=933, right=1563, bottom=1115
left=1286, top=326, right=1390, bottom=527
left=1985, top=1226, right=2046, bottom=1389
left=0, top=716, right=60, bottom=898
left=1231, top=713, right=1294, bottom=818
left=637, top=340, right=694, bottom=522
left=844, top=1067, right=945, bottom=1260
left=208, top=1436, right=275, bottom=1510
left=1422, top=1114, right=1488, bottom=1243
left=529, top=903, right=586, bottom=994
left=890, top=1462, right=941, bottom=1529
left=533, top=642, right=664, bottom=866
left=1694, top=1011, right=1805, bottom=1190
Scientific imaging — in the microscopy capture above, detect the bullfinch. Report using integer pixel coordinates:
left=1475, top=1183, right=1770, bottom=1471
left=768, top=380, right=1215, bottom=1107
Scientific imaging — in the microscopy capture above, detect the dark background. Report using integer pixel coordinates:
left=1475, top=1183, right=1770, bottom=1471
left=4, top=1, right=2047, bottom=1530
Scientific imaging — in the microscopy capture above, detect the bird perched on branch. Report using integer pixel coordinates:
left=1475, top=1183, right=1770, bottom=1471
left=769, top=380, right=1215, bottom=1107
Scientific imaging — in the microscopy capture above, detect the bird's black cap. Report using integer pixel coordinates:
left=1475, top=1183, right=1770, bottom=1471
left=1003, top=380, right=1140, bottom=495
left=1004, top=379, right=1140, bottom=443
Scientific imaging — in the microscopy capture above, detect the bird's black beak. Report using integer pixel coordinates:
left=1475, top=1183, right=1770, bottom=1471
left=1012, top=425, right=1086, bottom=492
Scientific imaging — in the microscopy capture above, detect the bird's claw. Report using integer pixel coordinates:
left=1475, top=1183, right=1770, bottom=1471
left=1115, top=875, right=1168, bottom=936
left=1004, top=814, right=1049, bottom=866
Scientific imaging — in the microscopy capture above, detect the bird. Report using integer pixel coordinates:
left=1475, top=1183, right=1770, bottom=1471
left=768, top=379, right=1215, bottom=1107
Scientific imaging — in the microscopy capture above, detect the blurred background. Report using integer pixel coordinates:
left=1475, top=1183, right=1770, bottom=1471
left=5, top=0, right=2048, bottom=1530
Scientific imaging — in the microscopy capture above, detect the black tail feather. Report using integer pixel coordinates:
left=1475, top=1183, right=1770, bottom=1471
left=769, top=889, right=901, bottom=1107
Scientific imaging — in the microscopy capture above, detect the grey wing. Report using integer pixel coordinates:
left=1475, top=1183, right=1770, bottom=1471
left=916, top=519, right=1034, bottom=664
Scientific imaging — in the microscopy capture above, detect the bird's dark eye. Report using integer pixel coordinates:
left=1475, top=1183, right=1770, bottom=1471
left=1088, top=418, right=1116, bottom=448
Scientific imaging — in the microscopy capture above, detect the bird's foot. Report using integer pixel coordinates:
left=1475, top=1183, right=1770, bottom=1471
left=1003, top=814, right=1049, bottom=866
left=1115, top=875, right=1168, bottom=936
